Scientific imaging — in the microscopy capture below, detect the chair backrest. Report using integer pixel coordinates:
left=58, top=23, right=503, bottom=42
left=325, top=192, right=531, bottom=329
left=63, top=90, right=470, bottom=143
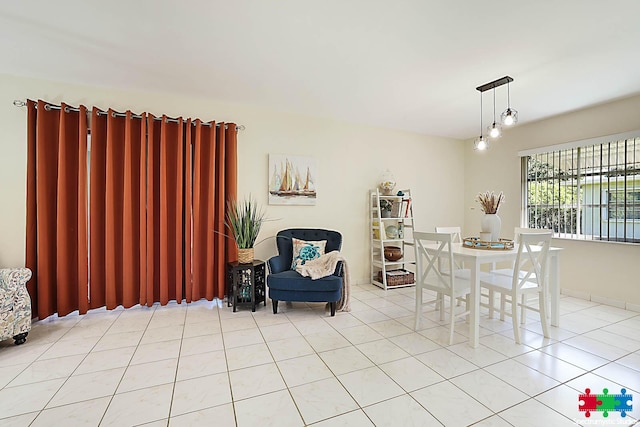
left=434, top=226, right=462, bottom=271
left=514, top=227, right=552, bottom=243
left=512, top=232, right=553, bottom=290
left=414, top=231, right=454, bottom=292
left=435, top=226, right=462, bottom=243
left=275, top=228, right=342, bottom=264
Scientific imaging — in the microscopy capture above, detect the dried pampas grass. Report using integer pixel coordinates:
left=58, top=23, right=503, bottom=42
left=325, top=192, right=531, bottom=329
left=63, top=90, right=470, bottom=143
left=476, top=191, right=504, bottom=214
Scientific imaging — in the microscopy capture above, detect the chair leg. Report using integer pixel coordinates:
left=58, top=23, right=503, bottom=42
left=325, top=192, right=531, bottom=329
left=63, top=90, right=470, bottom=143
left=438, top=293, right=445, bottom=321
left=464, top=295, right=470, bottom=323
left=520, top=294, right=527, bottom=324
left=414, top=284, right=423, bottom=330
left=538, top=290, right=550, bottom=338
left=500, top=293, right=506, bottom=321
left=272, top=300, right=279, bottom=314
left=488, top=289, right=495, bottom=319
left=511, top=292, right=521, bottom=344
left=330, top=302, right=336, bottom=317
left=448, top=295, right=455, bottom=345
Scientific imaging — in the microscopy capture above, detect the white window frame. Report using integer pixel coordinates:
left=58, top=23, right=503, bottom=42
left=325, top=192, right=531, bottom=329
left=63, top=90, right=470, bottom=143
left=519, top=131, right=640, bottom=244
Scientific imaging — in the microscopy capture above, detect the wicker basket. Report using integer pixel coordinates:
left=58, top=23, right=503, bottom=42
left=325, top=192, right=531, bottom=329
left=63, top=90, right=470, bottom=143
left=378, top=269, right=415, bottom=287
left=237, top=248, right=254, bottom=264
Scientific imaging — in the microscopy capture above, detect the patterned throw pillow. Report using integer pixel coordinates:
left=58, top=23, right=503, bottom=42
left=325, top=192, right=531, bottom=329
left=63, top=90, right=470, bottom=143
left=291, top=238, right=327, bottom=270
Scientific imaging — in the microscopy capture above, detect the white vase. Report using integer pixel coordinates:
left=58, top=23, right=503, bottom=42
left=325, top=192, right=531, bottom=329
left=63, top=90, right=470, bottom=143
left=481, top=214, right=502, bottom=242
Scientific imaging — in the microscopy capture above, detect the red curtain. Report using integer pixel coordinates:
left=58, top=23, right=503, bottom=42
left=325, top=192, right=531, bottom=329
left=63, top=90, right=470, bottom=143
left=25, top=100, right=89, bottom=319
left=89, top=108, right=107, bottom=309
left=104, top=110, right=147, bottom=309
left=190, top=121, right=237, bottom=300
left=222, top=124, right=238, bottom=298
left=25, top=100, right=238, bottom=318
left=145, top=115, right=186, bottom=306
left=189, top=120, right=211, bottom=301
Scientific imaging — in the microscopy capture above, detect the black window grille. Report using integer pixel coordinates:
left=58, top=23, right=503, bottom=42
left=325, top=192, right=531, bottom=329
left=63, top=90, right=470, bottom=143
left=523, top=136, right=640, bottom=243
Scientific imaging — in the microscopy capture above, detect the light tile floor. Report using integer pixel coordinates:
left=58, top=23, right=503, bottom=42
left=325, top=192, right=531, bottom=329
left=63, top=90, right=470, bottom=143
left=0, top=283, right=639, bottom=426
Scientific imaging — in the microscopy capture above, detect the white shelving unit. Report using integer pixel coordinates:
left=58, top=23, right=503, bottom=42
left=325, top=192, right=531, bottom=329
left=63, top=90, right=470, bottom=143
left=370, top=188, right=416, bottom=290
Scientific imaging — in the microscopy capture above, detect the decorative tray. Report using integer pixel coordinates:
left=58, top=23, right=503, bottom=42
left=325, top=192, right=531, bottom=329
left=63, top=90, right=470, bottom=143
left=462, top=237, right=514, bottom=250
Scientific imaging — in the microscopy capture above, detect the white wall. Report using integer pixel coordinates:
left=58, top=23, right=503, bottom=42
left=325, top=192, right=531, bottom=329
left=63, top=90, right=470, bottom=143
left=0, top=73, right=465, bottom=286
left=464, top=94, right=640, bottom=306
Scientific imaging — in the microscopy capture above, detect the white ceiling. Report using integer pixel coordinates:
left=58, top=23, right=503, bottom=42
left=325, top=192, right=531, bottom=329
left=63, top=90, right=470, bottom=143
left=2, top=1, right=639, bottom=140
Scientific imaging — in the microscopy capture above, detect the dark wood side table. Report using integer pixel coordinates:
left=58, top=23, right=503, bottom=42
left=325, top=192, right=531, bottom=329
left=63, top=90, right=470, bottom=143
left=227, top=260, right=266, bottom=312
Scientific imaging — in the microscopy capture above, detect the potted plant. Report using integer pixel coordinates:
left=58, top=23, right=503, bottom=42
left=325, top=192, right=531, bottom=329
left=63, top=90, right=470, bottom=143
left=476, top=191, right=504, bottom=241
left=380, top=199, right=393, bottom=218
left=226, top=195, right=266, bottom=263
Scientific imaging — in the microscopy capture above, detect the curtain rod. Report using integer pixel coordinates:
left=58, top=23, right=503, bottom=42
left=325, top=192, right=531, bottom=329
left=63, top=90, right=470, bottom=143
left=13, top=100, right=246, bottom=131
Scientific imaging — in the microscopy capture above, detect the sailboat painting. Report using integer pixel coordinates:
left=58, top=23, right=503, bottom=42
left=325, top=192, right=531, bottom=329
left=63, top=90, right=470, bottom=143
left=269, top=154, right=317, bottom=205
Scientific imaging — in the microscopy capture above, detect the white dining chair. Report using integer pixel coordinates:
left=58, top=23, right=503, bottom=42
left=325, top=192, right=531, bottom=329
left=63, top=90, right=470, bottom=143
left=479, top=231, right=552, bottom=344
left=490, top=227, right=552, bottom=276
left=435, top=226, right=493, bottom=309
left=434, top=226, right=465, bottom=273
left=414, top=231, right=471, bottom=345
left=434, top=226, right=467, bottom=308
left=489, top=227, right=552, bottom=321
left=434, top=226, right=462, bottom=243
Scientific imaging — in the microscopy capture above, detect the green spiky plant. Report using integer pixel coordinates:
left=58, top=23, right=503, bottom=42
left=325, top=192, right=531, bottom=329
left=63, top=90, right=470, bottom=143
left=225, top=196, right=266, bottom=249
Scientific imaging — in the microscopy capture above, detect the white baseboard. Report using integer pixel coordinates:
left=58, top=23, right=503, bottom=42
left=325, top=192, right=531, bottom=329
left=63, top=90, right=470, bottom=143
left=591, top=294, right=626, bottom=309
left=560, top=288, right=590, bottom=300
left=561, top=288, right=637, bottom=311
left=626, top=302, right=640, bottom=313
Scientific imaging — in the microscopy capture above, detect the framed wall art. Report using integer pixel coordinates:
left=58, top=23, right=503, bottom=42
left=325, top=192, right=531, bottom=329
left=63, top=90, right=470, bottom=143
left=268, top=154, right=317, bottom=205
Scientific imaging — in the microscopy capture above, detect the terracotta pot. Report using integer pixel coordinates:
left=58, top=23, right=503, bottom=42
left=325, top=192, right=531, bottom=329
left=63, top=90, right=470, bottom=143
left=384, top=246, right=402, bottom=262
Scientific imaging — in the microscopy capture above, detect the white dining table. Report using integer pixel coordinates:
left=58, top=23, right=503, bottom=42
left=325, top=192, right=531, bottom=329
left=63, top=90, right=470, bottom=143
left=420, top=242, right=562, bottom=348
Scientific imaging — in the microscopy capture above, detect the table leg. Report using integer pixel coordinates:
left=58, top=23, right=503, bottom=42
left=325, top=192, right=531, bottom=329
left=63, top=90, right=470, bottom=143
left=227, top=268, right=232, bottom=307
left=251, top=268, right=256, bottom=312
left=233, top=282, right=237, bottom=313
left=550, top=253, right=560, bottom=327
left=414, top=278, right=423, bottom=330
left=470, top=260, right=480, bottom=348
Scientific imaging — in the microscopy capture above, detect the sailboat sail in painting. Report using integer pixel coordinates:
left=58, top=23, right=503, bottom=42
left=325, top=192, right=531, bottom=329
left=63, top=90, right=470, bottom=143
left=269, top=155, right=317, bottom=205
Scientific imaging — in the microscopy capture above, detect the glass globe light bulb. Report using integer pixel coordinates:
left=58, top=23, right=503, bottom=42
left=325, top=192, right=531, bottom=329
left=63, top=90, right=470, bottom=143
left=501, top=108, right=518, bottom=126
left=503, top=113, right=514, bottom=126
left=487, top=122, right=502, bottom=139
left=473, top=136, right=488, bottom=151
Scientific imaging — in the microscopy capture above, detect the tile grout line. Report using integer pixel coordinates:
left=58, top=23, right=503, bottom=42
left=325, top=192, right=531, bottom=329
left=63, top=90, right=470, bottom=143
left=1, top=288, right=639, bottom=425
left=33, top=309, right=131, bottom=426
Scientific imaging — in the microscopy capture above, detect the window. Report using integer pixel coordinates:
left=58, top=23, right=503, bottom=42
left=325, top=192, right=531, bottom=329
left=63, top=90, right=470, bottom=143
left=607, top=190, right=640, bottom=220
left=522, top=133, right=640, bottom=243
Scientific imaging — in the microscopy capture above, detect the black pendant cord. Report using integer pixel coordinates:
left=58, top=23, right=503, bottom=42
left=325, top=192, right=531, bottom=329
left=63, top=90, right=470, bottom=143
left=479, top=92, right=483, bottom=136
left=492, top=88, right=497, bottom=124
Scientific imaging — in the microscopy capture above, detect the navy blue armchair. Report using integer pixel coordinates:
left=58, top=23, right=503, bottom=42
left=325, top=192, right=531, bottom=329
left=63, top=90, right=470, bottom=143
left=267, top=228, right=343, bottom=316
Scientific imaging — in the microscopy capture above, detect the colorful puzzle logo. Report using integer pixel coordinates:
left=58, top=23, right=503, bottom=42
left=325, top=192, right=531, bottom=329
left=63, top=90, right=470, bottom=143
left=579, top=388, right=633, bottom=417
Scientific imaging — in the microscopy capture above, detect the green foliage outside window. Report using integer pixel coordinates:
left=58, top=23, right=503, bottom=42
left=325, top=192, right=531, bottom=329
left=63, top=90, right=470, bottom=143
left=526, top=158, right=578, bottom=233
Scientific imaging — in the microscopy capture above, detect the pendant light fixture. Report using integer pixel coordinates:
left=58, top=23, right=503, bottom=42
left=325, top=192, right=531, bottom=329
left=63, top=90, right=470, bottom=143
left=501, top=80, right=518, bottom=126
left=473, top=76, right=517, bottom=150
left=487, top=88, right=502, bottom=139
left=473, top=91, right=488, bottom=151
